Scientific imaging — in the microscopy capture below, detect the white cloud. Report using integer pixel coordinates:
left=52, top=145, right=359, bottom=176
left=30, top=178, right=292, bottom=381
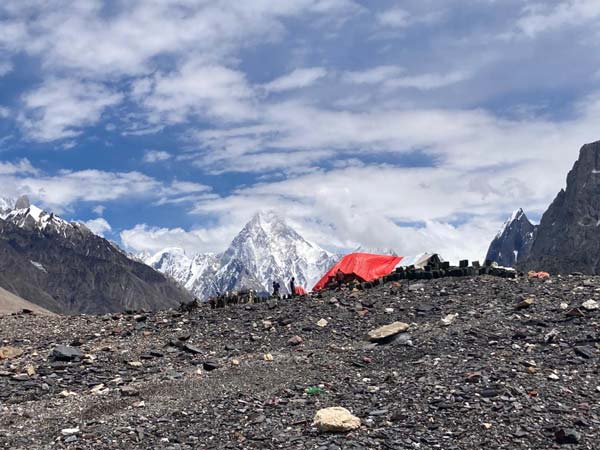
left=0, top=158, right=38, bottom=175
left=82, top=217, right=111, bottom=237
left=92, top=205, right=105, bottom=215
left=343, top=65, right=405, bottom=84
left=377, top=7, right=411, bottom=28
left=517, top=1, right=600, bottom=36
left=120, top=222, right=240, bottom=254
left=19, top=78, right=122, bottom=141
left=134, top=62, right=256, bottom=125
left=143, top=150, right=172, bottom=163
left=0, top=106, right=10, bottom=118
left=343, top=66, right=469, bottom=90
left=0, top=165, right=212, bottom=213
left=263, top=67, right=328, bottom=93
left=0, top=61, right=12, bottom=76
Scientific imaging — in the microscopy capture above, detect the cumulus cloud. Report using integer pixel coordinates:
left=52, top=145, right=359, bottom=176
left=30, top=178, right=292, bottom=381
left=19, top=78, right=122, bottom=142
left=134, top=62, right=256, bottom=125
left=263, top=67, right=328, bottom=93
left=81, top=217, right=111, bottom=237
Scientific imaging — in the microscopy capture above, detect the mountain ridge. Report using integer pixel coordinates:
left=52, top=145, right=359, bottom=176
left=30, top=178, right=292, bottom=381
left=143, top=211, right=339, bottom=298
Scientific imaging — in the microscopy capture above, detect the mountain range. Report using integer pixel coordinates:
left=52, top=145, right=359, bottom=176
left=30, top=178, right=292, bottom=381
left=141, top=211, right=338, bottom=299
left=0, top=196, right=191, bottom=314
left=486, top=140, right=600, bottom=274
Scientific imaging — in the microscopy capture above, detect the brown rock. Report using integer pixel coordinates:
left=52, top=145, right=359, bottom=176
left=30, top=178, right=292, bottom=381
left=313, top=407, right=361, bottom=433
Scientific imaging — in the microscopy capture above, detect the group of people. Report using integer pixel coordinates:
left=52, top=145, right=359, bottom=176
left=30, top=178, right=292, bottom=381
left=208, top=290, right=260, bottom=309
left=272, top=276, right=297, bottom=297
left=208, top=270, right=348, bottom=310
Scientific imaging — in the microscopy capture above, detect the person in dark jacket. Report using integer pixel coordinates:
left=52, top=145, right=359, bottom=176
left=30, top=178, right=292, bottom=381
left=335, top=269, right=345, bottom=288
left=272, top=281, right=280, bottom=297
left=290, top=277, right=296, bottom=297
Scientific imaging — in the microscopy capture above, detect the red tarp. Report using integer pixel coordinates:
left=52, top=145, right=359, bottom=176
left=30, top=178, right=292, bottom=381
left=294, top=286, right=308, bottom=296
left=312, top=253, right=403, bottom=291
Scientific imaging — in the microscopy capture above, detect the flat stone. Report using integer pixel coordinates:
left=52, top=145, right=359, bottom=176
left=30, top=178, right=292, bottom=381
left=313, top=407, right=361, bottom=433
left=0, top=346, right=24, bottom=360
left=367, top=322, right=410, bottom=342
left=52, top=345, right=83, bottom=361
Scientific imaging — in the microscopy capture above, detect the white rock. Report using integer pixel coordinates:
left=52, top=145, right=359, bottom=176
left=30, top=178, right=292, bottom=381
left=582, top=299, right=599, bottom=310
left=313, top=407, right=361, bottom=432
left=440, top=313, right=458, bottom=327
left=560, top=302, right=569, bottom=310
left=317, top=319, right=328, bottom=327
left=548, top=373, right=560, bottom=380
left=61, top=427, right=79, bottom=436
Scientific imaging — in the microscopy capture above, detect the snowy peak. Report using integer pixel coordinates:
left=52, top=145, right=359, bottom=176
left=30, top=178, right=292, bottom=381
left=486, top=208, right=537, bottom=267
left=4, top=202, right=73, bottom=233
left=143, top=211, right=338, bottom=299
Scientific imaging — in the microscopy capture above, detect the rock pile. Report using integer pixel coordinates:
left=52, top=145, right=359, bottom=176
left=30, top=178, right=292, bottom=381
left=0, top=274, right=599, bottom=448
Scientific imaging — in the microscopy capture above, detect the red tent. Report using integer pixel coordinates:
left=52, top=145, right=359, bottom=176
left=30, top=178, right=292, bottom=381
left=294, top=286, right=308, bottom=296
left=312, top=253, right=403, bottom=291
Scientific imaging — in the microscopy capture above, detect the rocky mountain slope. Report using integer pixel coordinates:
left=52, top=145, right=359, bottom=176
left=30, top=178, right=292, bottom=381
left=0, top=196, right=192, bottom=314
left=144, top=212, right=338, bottom=298
left=524, top=141, right=600, bottom=274
left=0, top=285, right=54, bottom=316
left=1, top=274, right=598, bottom=448
left=485, top=209, right=537, bottom=267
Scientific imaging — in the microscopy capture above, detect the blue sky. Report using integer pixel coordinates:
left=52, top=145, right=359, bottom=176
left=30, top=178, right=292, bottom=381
left=1, top=0, right=600, bottom=262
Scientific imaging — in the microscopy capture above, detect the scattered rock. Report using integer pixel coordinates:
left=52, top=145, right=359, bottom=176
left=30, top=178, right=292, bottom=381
left=61, top=427, right=79, bottom=436
left=288, top=335, right=303, bottom=346
left=582, top=299, right=599, bottom=310
left=555, top=428, right=580, bottom=445
left=574, top=346, right=594, bottom=359
left=316, top=318, right=328, bottom=327
left=203, top=361, right=220, bottom=371
left=516, top=298, right=534, bottom=310
left=367, top=322, right=409, bottom=343
left=313, top=407, right=361, bottom=433
left=440, top=313, right=458, bottom=326
left=52, top=345, right=83, bottom=361
left=0, top=346, right=24, bottom=360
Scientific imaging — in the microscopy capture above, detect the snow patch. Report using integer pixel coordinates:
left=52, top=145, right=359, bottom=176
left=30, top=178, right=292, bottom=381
left=30, top=260, right=47, bottom=273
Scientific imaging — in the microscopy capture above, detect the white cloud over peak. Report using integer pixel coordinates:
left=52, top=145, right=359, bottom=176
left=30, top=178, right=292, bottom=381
left=82, top=217, right=111, bottom=237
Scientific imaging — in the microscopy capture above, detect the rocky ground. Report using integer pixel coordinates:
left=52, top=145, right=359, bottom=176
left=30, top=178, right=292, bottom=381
left=1, top=275, right=599, bottom=449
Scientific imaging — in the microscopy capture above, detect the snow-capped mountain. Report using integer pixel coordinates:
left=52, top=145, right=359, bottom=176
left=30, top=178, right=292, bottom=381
left=0, top=195, right=191, bottom=314
left=143, top=211, right=339, bottom=299
left=485, top=208, right=537, bottom=267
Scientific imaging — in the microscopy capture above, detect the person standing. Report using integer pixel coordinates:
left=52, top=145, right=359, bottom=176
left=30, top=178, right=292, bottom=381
left=335, top=269, right=345, bottom=288
left=272, top=280, right=280, bottom=297
left=289, top=277, right=296, bottom=297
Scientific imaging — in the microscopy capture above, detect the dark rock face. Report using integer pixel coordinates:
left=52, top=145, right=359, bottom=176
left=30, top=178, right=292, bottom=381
left=524, top=141, right=600, bottom=274
left=485, top=209, right=536, bottom=267
left=0, top=217, right=192, bottom=315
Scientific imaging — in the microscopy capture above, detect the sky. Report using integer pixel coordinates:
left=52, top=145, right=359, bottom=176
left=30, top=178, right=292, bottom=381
left=1, top=0, right=600, bottom=263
